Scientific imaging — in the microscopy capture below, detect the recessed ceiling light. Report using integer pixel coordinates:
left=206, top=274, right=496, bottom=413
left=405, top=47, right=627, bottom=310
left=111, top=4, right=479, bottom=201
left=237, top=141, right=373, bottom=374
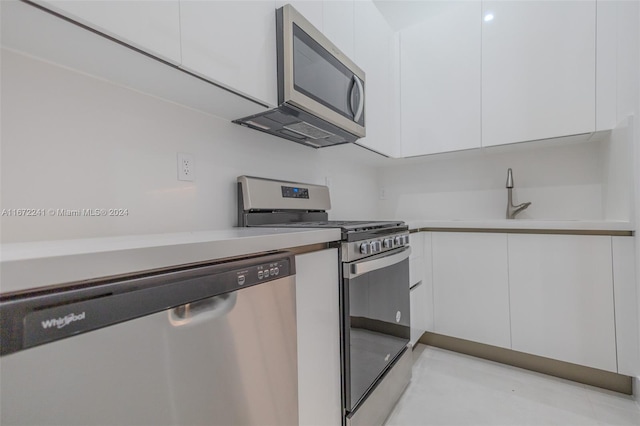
left=484, top=13, right=494, bottom=22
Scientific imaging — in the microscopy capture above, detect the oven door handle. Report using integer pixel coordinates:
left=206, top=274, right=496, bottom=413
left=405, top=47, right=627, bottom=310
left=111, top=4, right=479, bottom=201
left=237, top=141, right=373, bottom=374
left=345, top=246, right=411, bottom=279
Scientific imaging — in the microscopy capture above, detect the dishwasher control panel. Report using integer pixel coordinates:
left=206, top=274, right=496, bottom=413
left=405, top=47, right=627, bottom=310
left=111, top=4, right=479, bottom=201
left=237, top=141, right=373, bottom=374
left=1, top=251, right=295, bottom=356
left=236, top=259, right=289, bottom=286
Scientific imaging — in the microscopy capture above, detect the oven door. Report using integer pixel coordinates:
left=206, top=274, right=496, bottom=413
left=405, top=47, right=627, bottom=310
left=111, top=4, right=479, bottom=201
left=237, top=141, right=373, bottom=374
left=342, top=246, right=411, bottom=412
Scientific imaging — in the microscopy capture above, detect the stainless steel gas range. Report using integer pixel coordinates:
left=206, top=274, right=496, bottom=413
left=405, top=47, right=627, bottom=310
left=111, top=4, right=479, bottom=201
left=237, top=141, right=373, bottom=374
left=238, top=176, right=412, bottom=426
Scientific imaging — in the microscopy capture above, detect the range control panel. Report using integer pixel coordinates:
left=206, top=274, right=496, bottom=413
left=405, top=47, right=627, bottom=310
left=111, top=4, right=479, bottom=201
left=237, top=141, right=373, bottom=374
left=341, top=232, right=410, bottom=262
left=281, top=185, right=310, bottom=199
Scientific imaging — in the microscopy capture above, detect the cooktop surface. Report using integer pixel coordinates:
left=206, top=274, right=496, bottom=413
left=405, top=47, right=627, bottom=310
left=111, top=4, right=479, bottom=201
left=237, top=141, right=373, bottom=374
left=257, top=220, right=405, bottom=231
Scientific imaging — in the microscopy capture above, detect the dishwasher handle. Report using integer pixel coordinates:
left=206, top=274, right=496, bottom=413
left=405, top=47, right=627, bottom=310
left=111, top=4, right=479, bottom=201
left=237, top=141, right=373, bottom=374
left=344, top=247, right=411, bottom=279
left=0, top=251, right=295, bottom=356
left=169, top=292, right=238, bottom=327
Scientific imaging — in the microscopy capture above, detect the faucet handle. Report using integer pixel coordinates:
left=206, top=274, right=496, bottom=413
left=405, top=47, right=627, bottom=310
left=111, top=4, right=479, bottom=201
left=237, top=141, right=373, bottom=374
left=506, top=168, right=514, bottom=189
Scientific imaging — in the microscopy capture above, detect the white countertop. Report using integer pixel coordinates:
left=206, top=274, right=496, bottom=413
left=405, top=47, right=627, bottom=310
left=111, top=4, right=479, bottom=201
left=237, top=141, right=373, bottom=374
left=407, top=219, right=635, bottom=232
left=0, top=228, right=341, bottom=294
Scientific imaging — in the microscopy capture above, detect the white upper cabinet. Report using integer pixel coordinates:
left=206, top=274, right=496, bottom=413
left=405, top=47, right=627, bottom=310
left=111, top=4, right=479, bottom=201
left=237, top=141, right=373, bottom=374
left=37, top=0, right=182, bottom=65
left=400, top=1, right=481, bottom=157
left=481, top=1, right=596, bottom=147
left=323, top=1, right=355, bottom=58
left=354, top=0, right=399, bottom=157
left=595, top=0, right=617, bottom=131
left=276, top=0, right=323, bottom=31
left=179, top=1, right=278, bottom=106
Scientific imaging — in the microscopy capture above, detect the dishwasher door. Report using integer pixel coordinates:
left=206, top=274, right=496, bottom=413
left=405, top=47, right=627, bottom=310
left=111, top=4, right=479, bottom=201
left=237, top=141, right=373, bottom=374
left=0, top=252, right=298, bottom=426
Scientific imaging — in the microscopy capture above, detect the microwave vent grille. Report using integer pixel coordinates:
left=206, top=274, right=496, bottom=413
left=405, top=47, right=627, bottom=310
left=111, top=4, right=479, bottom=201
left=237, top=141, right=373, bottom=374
left=283, top=122, right=333, bottom=140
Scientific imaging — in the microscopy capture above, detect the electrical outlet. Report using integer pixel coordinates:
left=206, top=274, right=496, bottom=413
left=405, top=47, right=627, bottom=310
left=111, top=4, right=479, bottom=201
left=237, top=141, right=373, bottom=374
left=177, top=153, right=195, bottom=181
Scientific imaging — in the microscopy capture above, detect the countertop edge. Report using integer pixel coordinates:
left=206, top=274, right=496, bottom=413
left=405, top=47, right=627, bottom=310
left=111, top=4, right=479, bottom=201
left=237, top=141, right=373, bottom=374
left=0, top=228, right=341, bottom=294
left=407, top=220, right=635, bottom=235
left=410, top=227, right=633, bottom=237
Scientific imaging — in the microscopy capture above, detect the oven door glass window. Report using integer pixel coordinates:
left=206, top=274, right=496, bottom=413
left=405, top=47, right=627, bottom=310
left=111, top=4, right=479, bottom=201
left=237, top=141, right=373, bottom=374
left=344, top=248, right=410, bottom=411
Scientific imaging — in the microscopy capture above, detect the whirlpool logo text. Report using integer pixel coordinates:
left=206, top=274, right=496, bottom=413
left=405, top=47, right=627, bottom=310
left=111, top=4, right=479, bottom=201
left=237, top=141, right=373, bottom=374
left=41, top=312, right=86, bottom=330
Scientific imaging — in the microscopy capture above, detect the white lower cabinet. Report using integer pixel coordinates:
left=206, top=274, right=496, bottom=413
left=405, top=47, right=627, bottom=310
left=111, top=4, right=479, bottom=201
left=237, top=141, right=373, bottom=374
left=409, top=232, right=434, bottom=340
left=423, top=232, right=435, bottom=333
left=432, top=232, right=511, bottom=349
left=295, top=248, right=341, bottom=426
left=417, top=231, right=632, bottom=374
left=409, top=232, right=425, bottom=288
left=410, top=281, right=428, bottom=347
left=508, top=234, right=617, bottom=372
left=409, top=232, right=427, bottom=346
left=612, top=237, right=639, bottom=376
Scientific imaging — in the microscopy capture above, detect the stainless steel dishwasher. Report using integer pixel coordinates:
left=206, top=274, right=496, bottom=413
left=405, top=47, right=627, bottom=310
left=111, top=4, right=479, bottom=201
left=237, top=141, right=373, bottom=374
left=0, top=251, right=298, bottom=426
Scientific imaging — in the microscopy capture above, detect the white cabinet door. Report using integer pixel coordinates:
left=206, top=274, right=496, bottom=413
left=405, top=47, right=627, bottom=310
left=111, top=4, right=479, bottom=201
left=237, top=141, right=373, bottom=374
left=423, top=232, right=434, bottom=332
left=276, top=0, right=323, bottom=32
left=410, top=281, right=428, bottom=347
left=595, top=0, right=617, bottom=131
left=400, top=1, right=481, bottom=157
left=179, top=1, right=278, bottom=106
left=409, top=232, right=426, bottom=346
left=432, top=232, right=511, bottom=348
left=409, top=232, right=424, bottom=287
left=354, top=0, right=399, bottom=157
left=482, top=1, right=596, bottom=147
left=508, top=234, right=617, bottom=372
left=611, top=237, right=638, bottom=376
left=295, top=249, right=341, bottom=426
left=37, top=0, right=181, bottom=64
left=323, top=0, right=354, bottom=58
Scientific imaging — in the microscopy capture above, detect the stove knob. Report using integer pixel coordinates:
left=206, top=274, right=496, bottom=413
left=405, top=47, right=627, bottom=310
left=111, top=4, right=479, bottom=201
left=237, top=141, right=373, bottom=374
left=383, top=238, right=393, bottom=249
left=371, top=241, right=382, bottom=253
left=394, top=236, right=403, bottom=246
left=403, top=235, right=410, bottom=245
left=360, top=243, right=371, bottom=254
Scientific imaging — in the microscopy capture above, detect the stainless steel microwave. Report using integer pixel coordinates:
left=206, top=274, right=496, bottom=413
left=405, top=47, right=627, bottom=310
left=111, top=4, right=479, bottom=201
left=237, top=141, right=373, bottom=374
left=234, top=4, right=366, bottom=148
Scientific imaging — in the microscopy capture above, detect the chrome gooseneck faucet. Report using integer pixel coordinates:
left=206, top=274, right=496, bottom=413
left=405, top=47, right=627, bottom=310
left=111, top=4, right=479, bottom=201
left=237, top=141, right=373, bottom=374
left=506, top=168, right=531, bottom=219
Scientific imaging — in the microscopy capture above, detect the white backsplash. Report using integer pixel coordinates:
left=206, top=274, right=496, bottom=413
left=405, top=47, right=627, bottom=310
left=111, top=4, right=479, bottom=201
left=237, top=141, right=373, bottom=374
left=377, top=137, right=621, bottom=222
left=0, top=49, right=381, bottom=243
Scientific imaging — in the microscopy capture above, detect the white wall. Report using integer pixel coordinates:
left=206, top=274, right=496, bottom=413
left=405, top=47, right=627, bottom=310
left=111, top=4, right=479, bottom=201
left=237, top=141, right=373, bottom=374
left=0, top=49, right=381, bottom=243
left=602, top=117, right=635, bottom=221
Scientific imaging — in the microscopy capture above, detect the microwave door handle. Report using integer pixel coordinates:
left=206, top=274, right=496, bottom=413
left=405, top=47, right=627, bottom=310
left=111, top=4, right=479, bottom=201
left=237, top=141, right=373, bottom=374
left=352, top=76, right=364, bottom=122
left=348, top=76, right=357, bottom=117
left=345, top=247, right=411, bottom=279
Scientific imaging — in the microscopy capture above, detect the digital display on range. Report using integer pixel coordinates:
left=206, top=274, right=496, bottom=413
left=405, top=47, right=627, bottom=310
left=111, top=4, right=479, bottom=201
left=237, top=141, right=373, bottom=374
left=281, top=186, right=309, bottom=199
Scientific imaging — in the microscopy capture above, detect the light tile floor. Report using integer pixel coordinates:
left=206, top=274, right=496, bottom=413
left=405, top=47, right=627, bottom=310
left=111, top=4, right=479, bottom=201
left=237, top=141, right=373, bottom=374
left=385, top=345, right=640, bottom=426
